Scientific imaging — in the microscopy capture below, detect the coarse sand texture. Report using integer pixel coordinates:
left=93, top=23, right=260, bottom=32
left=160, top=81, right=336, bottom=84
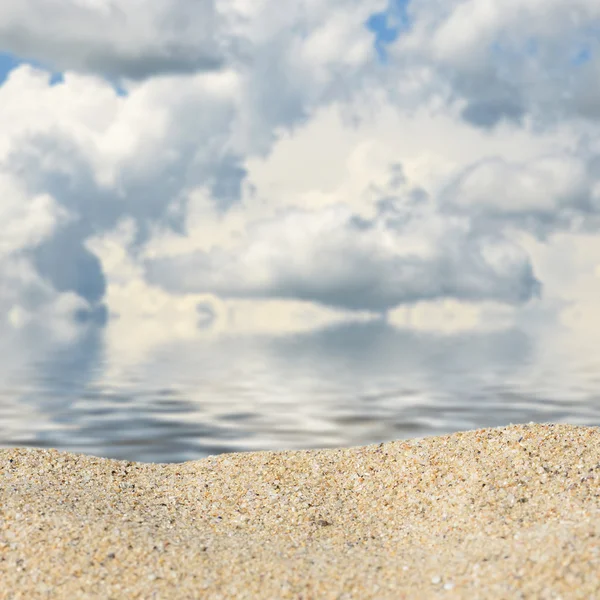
left=2, top=423, right=600, bottom=598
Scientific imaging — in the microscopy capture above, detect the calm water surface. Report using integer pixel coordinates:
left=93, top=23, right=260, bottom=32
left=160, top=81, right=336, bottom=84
left=2, top=320, right=600, bottom=462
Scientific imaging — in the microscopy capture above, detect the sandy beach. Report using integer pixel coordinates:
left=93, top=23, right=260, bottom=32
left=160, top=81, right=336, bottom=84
left=2, top=423, right=600, bottom=599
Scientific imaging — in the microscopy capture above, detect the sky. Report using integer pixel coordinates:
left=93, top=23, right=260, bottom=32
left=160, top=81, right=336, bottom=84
left=1, top=0, right=600, bottom=373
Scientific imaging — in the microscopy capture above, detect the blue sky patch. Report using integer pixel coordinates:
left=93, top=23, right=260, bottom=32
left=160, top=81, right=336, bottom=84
left=524, top=38, right=538, bottom=57
left=366, top=0, right=412, bottom=64
left=110, top=82, right=128, bottom=97
left=572, top=45, right=592, bottom=66
left=0, top=52, right=21, bottom=84
left=0, top=51, right=64, bottom=86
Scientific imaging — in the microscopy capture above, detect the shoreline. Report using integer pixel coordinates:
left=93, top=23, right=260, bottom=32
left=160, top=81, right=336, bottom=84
left=2, top=423, right=600, bottom=598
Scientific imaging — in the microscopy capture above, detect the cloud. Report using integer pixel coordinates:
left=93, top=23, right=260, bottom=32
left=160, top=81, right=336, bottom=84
left=440, top=146, right=600, bottom=239
left=1, top=0, right=599, bottom=340
left=0, top=166, right=97, bottom=338
left=386, top=0, right=600, bottom=127
left=0, top=0, right=387, bottom=336
left=0, top=170, right=68, bottom=259
left=0, top=252, right=92, bottom=341
left=144, top=183, right=541, bottom=312
left=0, top=66, right=246, bottom=329
left=0, top=0, right=225, bottom=80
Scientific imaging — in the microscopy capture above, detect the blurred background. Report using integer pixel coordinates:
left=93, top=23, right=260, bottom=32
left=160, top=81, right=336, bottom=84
left=1, top=0, right=600, bottom=462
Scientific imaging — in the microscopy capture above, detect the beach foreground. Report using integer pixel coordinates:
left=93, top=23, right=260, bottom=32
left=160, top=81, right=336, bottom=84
left=2, top=423, right=600, bottom=599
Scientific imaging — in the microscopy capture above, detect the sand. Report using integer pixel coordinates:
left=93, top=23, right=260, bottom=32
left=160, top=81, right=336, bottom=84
left=1, top=423, right=600, bottom=599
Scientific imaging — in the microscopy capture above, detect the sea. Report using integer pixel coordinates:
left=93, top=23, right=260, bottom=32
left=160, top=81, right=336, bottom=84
left=2, top=318, right=600, bottom=463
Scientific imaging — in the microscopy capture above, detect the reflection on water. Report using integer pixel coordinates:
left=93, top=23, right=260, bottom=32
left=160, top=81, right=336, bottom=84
left=1, top=320, right=600, bottom=463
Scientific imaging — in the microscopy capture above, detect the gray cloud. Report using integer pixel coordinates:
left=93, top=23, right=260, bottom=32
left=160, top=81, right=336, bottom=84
left=0, top=0, right=225, bottom=81
left=439, top=148, right=600, bottom=239
left=144, top=188, right=541, bottom=313
left=31, top=225, right=106, bottom=305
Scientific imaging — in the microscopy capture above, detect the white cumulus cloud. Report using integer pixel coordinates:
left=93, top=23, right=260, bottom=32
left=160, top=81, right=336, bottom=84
left=144, top=189, right=541, bottom=313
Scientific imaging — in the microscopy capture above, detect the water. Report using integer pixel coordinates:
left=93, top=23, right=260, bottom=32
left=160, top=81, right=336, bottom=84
left=1, top=319, right=600, bottom=463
